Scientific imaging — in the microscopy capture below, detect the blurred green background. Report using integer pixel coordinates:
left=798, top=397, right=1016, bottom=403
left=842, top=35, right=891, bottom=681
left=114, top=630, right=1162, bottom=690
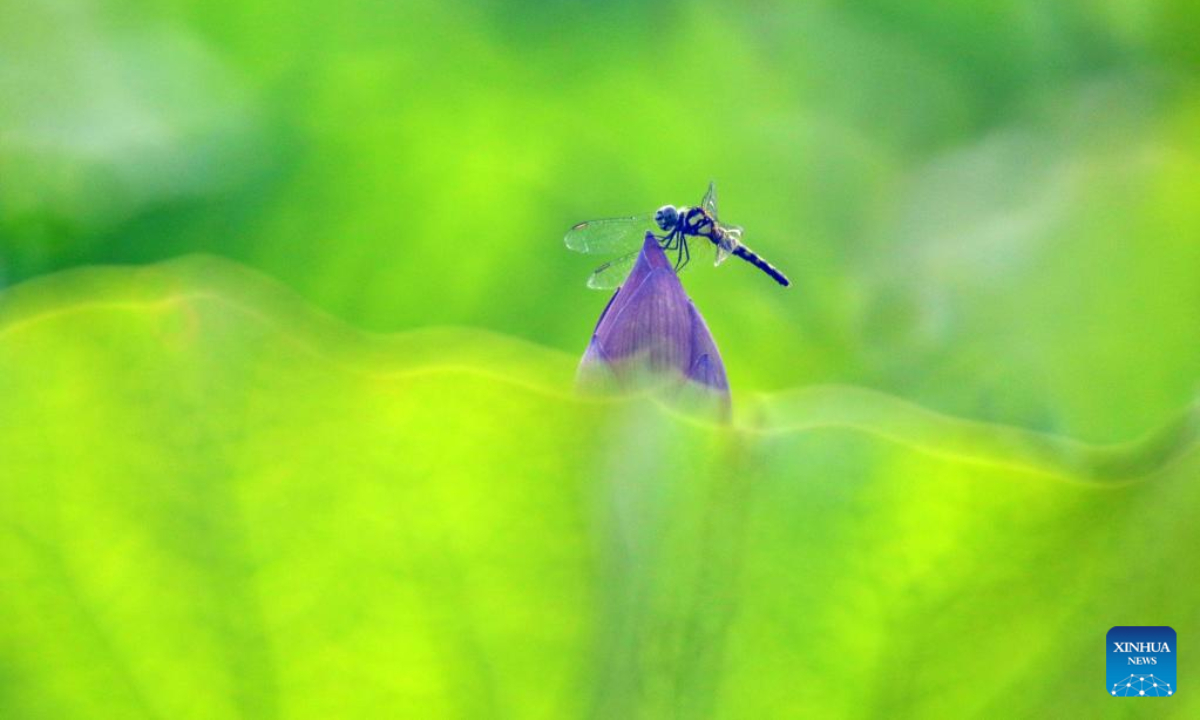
left=2, top=0, right=1200, bottom=717
left=5, top=0, right=1200, bottom=440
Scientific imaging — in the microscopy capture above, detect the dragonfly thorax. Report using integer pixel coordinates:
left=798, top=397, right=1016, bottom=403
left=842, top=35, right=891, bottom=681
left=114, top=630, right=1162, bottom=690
left=682, top=206, right=715, bottom=235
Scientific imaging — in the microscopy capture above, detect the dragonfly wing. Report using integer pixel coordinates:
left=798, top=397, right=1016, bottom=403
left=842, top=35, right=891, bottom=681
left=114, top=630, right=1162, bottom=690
left=701, top=180, right=718, bottom=218
left=587, top=249, right=641, bottom=290
left=564, top=213, right=655, bottom=254
left=714, top=225, right=742, bottom=266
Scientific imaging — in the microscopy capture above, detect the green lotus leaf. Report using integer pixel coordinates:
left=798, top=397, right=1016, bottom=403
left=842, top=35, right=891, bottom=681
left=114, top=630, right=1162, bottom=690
left=0, top=257, right=1196, bottom=718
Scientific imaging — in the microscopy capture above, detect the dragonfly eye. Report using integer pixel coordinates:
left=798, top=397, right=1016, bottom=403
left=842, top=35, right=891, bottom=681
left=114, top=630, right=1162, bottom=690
left=654, top=205, right=679, bottom=231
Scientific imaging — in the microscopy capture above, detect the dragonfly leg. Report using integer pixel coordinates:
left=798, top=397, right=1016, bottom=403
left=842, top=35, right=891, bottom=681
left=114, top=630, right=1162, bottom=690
left=674, top=236, right=691, bottom=271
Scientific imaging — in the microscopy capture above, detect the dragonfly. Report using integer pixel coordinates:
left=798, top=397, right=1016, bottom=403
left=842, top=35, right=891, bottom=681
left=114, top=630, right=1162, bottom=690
left=564, top=181, right=790, bottom=289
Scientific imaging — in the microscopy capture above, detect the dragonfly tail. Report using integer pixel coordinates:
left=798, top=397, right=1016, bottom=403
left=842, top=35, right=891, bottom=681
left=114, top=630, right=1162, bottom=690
left=732, top=246, right=790, bottom=287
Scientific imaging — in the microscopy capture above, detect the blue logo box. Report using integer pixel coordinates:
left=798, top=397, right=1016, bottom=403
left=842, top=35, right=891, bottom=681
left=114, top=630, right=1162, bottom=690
left=1108, top=626, right=1176, bottom=697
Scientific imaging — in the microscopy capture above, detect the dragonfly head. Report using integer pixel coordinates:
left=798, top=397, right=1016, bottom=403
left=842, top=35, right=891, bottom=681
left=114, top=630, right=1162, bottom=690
left=654, top=205, right=680, bottom=232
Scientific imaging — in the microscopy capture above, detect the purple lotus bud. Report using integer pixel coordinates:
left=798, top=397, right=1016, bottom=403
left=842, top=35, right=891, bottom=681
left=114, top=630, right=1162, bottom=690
left=577, top=232, right=730, bottom=414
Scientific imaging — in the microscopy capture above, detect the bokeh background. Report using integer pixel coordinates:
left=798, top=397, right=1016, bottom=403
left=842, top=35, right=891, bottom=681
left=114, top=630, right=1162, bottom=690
left=2, top=0, right=1200, bottom=717
left=5, top=0, right=1200, bottom=441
